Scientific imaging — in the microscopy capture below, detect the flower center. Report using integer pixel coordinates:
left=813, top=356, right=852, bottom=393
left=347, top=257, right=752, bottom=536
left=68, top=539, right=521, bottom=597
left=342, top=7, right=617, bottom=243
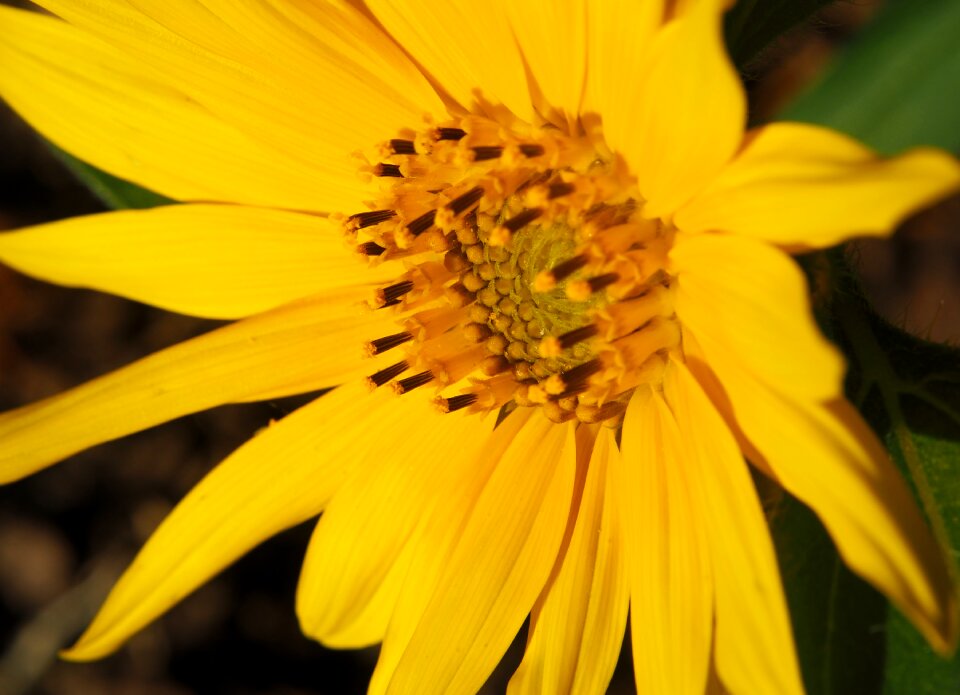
left=345, top=114, right=680, bottom=424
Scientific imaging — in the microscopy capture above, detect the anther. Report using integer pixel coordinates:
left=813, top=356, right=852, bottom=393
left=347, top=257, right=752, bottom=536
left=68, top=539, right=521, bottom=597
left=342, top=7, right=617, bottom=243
left=349, top=210, right=396, bottom=229
left=444, top=282, right=475, bottom=308
left=566, top=273, right=619, bottom=301
left=377, top=280, right=414, bottom=306
left=390, top=139, right=417, bottom=155
left=556, top=359, right=603, bottom=397
left=364, top=331, right=414, bottom=356
left=472, top=146, right=504, bottom=161
left=481, top=355, right=510, bottom=376
left=374, top=163, right=403, bottom=177
left=366, top=360, right=409, bottom=389
left=463, top=323, right=492, bottom=343
left=394, top=370, right=435, bottom=394
left=443, top=249, right=470, bottom=273
left=436, top=393, right=478, bottom=413
left=519, top=144, right=545, bottom=158
left=576, top=400, right=628, bottom=424
left=447, top=186, right=484, bottom=216
left=436, top=127, right=467, bottom=141
left=551, top=255, right=590, bottom=282
left=557, top=324, right=598, bottom=350
left=548, top=182, right=576, bottom=199
left=407, top=209, right=437, bottom=237
left=358, top=241, right=387, bottom=256
left=534, top=254, right=589, bottom=293
left=504, top=208, right=543, bottom=233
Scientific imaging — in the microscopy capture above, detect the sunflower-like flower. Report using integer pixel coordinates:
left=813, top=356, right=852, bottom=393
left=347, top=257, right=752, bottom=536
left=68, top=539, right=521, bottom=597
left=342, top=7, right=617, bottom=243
left=0, top=1, right=958, bottom=693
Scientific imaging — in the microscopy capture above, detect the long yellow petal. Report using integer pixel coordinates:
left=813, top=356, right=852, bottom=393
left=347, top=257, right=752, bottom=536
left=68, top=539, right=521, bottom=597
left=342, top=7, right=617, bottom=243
left=24, top=1, right=444, bottom=212
left=364, top=0, right=533, bottom=121
left=383, top=414, right=576, bottom=695
left=0, top=205, right=399, bottom=319
left=620, top=385, right=713, bottom=695
left=629, top=0, right=745, bottom=217
left=664, top=361, right=805, bottom=695
left=694, top=341, right=958, bottom=654
left=296, top=400, right=494, bottom=646
left=671, top=232, right=845, bottom=401
left=675, top=122, right=960, bottom=247
left=509, top=427, right=629, bottom=695
left=583, top=1, right=664, bottom=168
left=61, top=381, right=388, bottom=660
left=368, top=408, right=535, bottom=694
left=0, top=289, right=399, bottom=483
left=0, top=5, right=339, bottom=211
left=505, top=0, right=587, bottom=125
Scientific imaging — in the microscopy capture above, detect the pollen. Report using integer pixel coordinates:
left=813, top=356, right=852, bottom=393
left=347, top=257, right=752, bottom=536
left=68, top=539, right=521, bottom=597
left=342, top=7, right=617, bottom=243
left=349, top=114, right=680, bottom=424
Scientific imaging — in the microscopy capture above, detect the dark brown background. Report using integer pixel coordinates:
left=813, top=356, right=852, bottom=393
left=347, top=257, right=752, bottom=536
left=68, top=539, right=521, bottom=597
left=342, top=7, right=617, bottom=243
left=1, top=2, right=958, bottom=694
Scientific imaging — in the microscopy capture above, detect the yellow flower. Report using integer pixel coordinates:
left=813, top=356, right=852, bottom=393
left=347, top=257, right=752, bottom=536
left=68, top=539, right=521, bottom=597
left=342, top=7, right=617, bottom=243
left=0, top=1, right=957, bottom=693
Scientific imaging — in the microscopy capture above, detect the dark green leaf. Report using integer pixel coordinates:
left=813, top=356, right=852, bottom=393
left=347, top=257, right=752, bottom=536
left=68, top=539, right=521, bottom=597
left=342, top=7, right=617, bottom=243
left=48, top=142, right=173, bottom=210
left=724, top=0, right=833, bottom=68
left=781, top=0, right=960, bottom=154
left=835, top=293, right=960, bottom=695
left=768, top=485, right=886, bottom=695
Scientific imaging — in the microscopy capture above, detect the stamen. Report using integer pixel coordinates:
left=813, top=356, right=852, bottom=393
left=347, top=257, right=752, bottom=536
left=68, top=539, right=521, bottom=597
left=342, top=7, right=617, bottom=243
left=350, top=210, right=396, bottom=229
left=435, top=393, right=479, bottom=413
left=390, top=139, right=417, bottom=155
left=364, top=331, right=414, bottom=356
left=472, top=146, right=503, bottom=161
left=374, top=163, right=403, bottom=177
left=519, top=144, right=545, bottom=158
left=366, top=360, right=409, bottom=389
left=394, top=370, right=435, bottom=394
left=556, top=359, right=603, bottom=397
left=534, top=254, right=589, bottom=292
left=377, top=280, right=415, bottom=306
left=575, top=400, right=627, bottom=424
left=566, top=273, right=620, bottom=301
left=436, top=127, right=467, bottom=141
left=558, top=323, right=599, bottom=349
left=358, top=241, right=387, bottom=256
left=504, top=208, right=543, bottom=233
left=407, top=209, right=437, bottom=237
left=447, top=186, right=485, bottom=216
left=548, top=182, right=576, bottom=199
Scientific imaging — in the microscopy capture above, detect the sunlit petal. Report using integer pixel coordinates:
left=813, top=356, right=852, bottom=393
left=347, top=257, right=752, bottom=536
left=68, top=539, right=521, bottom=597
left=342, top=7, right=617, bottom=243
left=0, top=205, right=398, bottom=319
left=676, top=122, right=960, bottom=247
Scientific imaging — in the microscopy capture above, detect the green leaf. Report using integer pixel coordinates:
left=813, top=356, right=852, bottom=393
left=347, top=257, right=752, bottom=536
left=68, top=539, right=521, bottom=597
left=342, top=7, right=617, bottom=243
left=48, top=142, right=173, bottom=210
left=836, top=293, right=960, bottom=695
left=724, top=0, right=833, bottom=68
left=768, top=485, right=886, bottom=695
left=781, top=0, right=960, bottom=154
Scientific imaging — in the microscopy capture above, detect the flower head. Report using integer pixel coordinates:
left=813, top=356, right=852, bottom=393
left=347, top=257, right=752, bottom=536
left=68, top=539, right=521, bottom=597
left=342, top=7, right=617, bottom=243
left=0, top=1, right=958, bottom=694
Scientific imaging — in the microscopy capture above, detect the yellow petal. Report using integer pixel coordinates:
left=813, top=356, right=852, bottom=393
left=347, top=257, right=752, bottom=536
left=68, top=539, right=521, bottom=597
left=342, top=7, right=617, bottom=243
left=61, top=381, right=387, bottom=660
left=583, top=1, right=664, bottom=166
left=505, top=1, right=587, bottom=125
left=509, top=427, right=629, bottom=695
left=620, top=385, right=713, bottom=695
left=629, top=0, right=745, bottom=217
left=364, top=0, right=533, bottom=121
left=368, top=407, right=535, bottom=694
left=676, top=123, right=960, bottom=247
left=382, top=414, right=577, bottom=695
left=25, top=1, right=444, bottom=212
left=296, top=400, right=494, bottom=646
left=0, top=205, right=398, bottom=319
left=664, top=361, right=805, bottom=695
left=696, top=341, right=958, bottom=654
left=0, top=289, right=399, bottom=483
left=671, top=232, right=845, bottom=400
left=0, top=5, right=342, bottom=211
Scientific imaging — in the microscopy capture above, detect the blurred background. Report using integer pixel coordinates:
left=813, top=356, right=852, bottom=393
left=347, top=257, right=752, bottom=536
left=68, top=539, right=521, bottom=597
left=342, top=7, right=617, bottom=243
left=0, top=1, right=958, bottom=693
